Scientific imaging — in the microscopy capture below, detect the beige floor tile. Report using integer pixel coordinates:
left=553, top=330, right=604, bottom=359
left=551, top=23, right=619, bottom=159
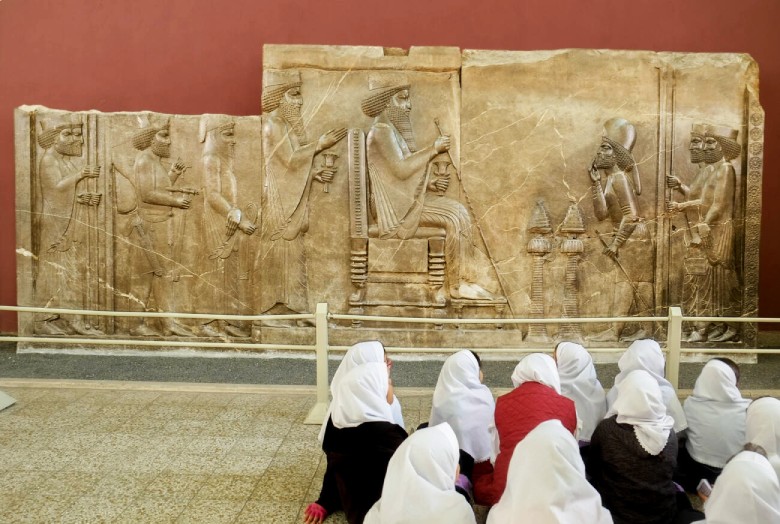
left=211, top=450, right=274, bottom=476
left=58, top=495, right=130, bottom=524
left=176, top=498, right=246, bottom=524
left=235, top=500, right=301, bottom=524
left=2, top=387, right=49, bottom=402
left=151, top=392, right=198, bottom=406
left=169, top=435, right=237, bottom=455
left=159, top=418, right=212, bottom=436
left=14, top=448, right=73, bottom=471
left=163, top=451, right=228, bottom=475
left=0, top=494, right=26, bottom=522
left=40, top=389, right=90, bottom=403
left=119, top=449, right=177, bottom=474
left=33, top=471, right=103, bottom=498
left=188, top=392, right=238, bottom=408
left=195, top=473, right=261, bottom=501
left=112, top=390, right=162, bottom=405
left=13, top=492, right=76, bottom=523
left=86, top=472, right=158, bottom=504
left=0, top=471, right=52, bottom=496
left=250, top=471, right=311, bottom=503
left=145, top=404, right=189, bottom=420
left=186, top=406, right=228, bottom=422
left=114, top=495, right=191, bottom=524
left=215, top=406, right=263, bottom=422
left=73, top=389, right=124, bottom=405
left=198, top=418, right=262, bottom=437
left=230, top=435, right=285, bottom=455
left=143, top=472, right=205, bottom=499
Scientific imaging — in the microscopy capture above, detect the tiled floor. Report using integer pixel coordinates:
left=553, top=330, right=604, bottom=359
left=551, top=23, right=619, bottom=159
left=0, top=384, right=434, bottom=524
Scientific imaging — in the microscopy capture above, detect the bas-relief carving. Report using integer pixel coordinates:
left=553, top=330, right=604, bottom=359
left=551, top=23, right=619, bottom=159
left=460, top=49, right=760, bottom=347
left=14, top=46, right=763, bottom=349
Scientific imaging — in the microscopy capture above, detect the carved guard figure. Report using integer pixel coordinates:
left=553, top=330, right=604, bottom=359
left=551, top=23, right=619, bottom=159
left=588, top=118, right=654, bottom=342
left=35, top=114, right=103, bottom=336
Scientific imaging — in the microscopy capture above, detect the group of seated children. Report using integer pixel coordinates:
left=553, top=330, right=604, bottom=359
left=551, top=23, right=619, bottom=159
left=303, top=339, right=780, bottom=524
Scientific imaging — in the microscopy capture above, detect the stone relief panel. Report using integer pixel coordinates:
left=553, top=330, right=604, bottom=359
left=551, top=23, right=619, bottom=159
left=14, top=46, right=762, bottom=349
left=16, top=107, right=263, bottom=341
left=461, top=49, right=760, bottom=346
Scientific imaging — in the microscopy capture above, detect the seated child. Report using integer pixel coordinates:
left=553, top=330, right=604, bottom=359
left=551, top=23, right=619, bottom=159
left=606, top=339, right=687, bottom=434
left=677, top=358, right=749, bottom=492
left=364, top=423, right=477, bottom=524
left=588, top=370, right=692, bottom=524
left=319, top=340, right=403, bottom=444
left=487, top=419, right=613, bottom=524
left=746, top=396, right=780, bottom=481
left=473, top=353, right=576, bottom=506
left=429, top=350, right=495, bottom=478
left=690, top=449, right=780, bottom=524
left=304, top=363, right=407, bottom=524
left=555, top=341, right=607, bottom=443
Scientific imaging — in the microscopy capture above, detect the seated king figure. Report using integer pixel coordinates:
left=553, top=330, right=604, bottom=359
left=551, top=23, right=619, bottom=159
left=361, top=72, right=495, bottom=301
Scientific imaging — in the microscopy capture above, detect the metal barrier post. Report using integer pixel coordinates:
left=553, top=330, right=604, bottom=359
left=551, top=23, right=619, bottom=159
left=304, top=302, right=330, bottom=424
left=667, top=306, right=683, bottom=389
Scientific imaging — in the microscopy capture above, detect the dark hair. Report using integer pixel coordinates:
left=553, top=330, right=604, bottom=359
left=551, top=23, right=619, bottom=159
left=469, top=350, right=482, bottom=369
left=743, top=442, right=768, bottom=458
left=713, top=357, right=740, bottom=384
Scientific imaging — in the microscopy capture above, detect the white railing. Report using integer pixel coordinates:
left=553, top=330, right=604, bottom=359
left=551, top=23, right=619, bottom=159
left=0, top=304, right=777, bottom=424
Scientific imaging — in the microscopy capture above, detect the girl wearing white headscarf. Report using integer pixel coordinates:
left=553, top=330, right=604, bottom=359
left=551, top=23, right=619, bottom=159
left=588, top=370, right=680, bottom=524
left=318, top=341, right=404, bottom=444
left=692, top=450, right=780, bottom=524
left=488, top=419, right=613, bottom=524
left=746, top=396, right=780, bottom=481
left=556, top=342, right=607, bottom=442
left=429, top=350, right=495, bottom=463
left=606, top=339, right=687, bottom=433
left=677, top=359, right=749, bottom=491
left=364, top=423, right=477, bottom=524
left=473, top=353, right=577, bottom=506
left=305, top=363, right=407, bottom=524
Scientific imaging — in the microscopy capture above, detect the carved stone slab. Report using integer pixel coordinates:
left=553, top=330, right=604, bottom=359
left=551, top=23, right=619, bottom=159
left=461, top=49, right=760, bottom=346
left=14, top=46, right=762, bottom=350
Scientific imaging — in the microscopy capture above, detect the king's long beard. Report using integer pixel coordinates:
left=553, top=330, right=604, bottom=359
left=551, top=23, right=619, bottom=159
left=280, top=101, right=308, bottom=145
left=387, top=105, right=417, bottom=153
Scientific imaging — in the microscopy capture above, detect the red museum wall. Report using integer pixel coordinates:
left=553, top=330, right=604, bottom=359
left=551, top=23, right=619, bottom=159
left=1, top=0, right=778, bottom=333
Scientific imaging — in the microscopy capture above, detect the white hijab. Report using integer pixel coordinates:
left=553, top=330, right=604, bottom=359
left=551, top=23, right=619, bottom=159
left=319, top=341, right=403, bottom=441
left=606, top=339, right=687, bottom=433
left=331, top=363, right=395, bottom=429
left=611, top=369, right=675, bottom=455
left=511, top=353, right=561, bottom=393
left=693, top=451, right=780, bottom=524
left=557, top=342, right=607, bottom=441
left=429, top=350, right=495, bottom=462
left=683, top=359, right=749, bottom=468
left=746, top=397, right=780, bottom=480
left=364, top=423, right=476, bottom=524
left=487, top=419, right=613, bottom=524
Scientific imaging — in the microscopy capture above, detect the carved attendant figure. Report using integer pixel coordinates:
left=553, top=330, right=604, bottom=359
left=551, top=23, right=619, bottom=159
left=669, top=125, right=741, bottom=342
left=668, top=124, right=713, bottom=341
left=259, top=70, right=346, bottom=323
left=199, top=115, right=256, bottom=337
left=361, top=73, right=495, bottom=301
left=132, top=116, right=197, bottom=337
left=588, top=118, right=654, bottom=342
left=36, top=114, right=103, bottom=336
